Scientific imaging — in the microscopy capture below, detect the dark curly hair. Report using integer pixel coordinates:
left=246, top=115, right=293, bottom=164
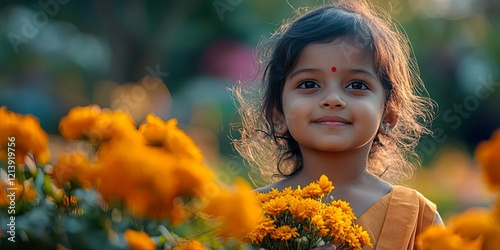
left=232, top=0, right=434, bottom=187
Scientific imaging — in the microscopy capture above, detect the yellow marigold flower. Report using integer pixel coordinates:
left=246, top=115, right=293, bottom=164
left=174, top=158, right=216, bottom=198
left=262, top=196, right=288, bottom=216
left=250, top=175, right=371, bottom=249
left=288, top=196, right=308, bottom=220
left=139, top=116, right=203, bottom=162
left=94, top=139, right=181, bottom=220
left=416, top=225, right=482, bottom=250
left=202, top=178, right=262, bottom=240
left=168, top=198, right=189, bottom=227
left=323, top=206, right=353, bottom=239
left=58, top=105, right=101, bottom=140
left=484, top=226, right=500, bottom=250
left=246, top=216, right=275, bottom=244
left=448, top=208, right=495, bottom=240
left=51, top=153, right=92, bottom=189
left=257, top=188, right=280, bottom=203
left=475, top=128, right=500, bottom=191
left=317, top=174, right=334, bottom=194
left=493, top=199, right=500, bottom=221
left=123, top=229, right=156, bottom=250
left=138, top=114, right=170, bottom=146
left=280, top=186, right=297, bottom=197
left=0, top=106, right=50, bottom=165
left=345, top=224, right=372, bottom=250
left=173, top=239, right=210, bottom=250
left=301, top=198, right=323, bottom=218
left=270, top=225, right=300, bottom=241
left=312, top=215, right=330, bottom=237
left=330, top=200, right=356, bottom=219
left=163, top=119, right=204, bottom=162
left=59, top=106, right=138, bottom=143
left=302, top=182, right=323, bottom=198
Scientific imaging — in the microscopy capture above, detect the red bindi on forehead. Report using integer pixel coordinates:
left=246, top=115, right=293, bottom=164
left=331, top=66, right=337, bottom=72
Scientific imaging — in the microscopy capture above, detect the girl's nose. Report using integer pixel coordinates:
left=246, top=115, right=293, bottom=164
left=320, top=91, right=346, bottom=109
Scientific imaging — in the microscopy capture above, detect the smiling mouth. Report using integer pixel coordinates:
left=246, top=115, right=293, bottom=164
left=313, top=116, right=352, bottom=126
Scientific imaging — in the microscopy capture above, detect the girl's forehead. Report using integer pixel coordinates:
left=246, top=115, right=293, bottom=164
left=295, top=41, right=375, bottom=70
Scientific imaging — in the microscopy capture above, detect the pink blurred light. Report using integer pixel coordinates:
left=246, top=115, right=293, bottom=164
left=201, top=39, right=259, bottom=83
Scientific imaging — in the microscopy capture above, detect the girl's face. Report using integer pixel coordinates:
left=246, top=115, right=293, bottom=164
left=275, top=40, right=391, bottom=154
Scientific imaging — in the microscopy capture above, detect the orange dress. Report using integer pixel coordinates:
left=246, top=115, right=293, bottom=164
left=356, top=185, right=438, bottom=250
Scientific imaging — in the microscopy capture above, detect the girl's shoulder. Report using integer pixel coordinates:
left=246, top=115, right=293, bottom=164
left=391, top=185, right=436, bottom=208
left=390, top=185, right=442, bottom=225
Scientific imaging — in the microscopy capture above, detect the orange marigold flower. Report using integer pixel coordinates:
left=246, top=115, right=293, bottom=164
left=257, top=188, right=280, bottom=203
left=173, top=158, right=215, bottom=198
left=0, top=106, right=50, bottom=165
left=270, top=226, right=300, bottom=241
left=302, top=182, right=323, bottom=198
left=483, top=226, right=500, bottom=250
left=416, top=225, right=481, bottom=250
left=123, top=229, right=156, bottom=250
left=330, top=200, right=356, bottom=219
left=302, top=198, right=323, bottom=218
left=138, top=114, right=170, bottom=146
left=475, top=128, right=500, bottom=191
left=94, top=140, right=180, bottom=220
left=59, top=105, right=101, bottom=140
left=51, top=153, right=92, bottom=189
left=163, top=118, right=203, bottom=162
left=173, top=239, right=210, bottom=250
left=288, top=196, right=308, bottom=220
left=139, top=115, right=203, bottom=161
left=202, top=178, right=262, bottom=240
left=59, top=106, right=139, bottom=143
left=262, top=196, right=288, bottom=216
left=317, top=174, right=334, bottom=194
left=345, top=224, right=372, bottom=250
left=448, top=208, right=495, bottom=241
left=250, top=175, right=371, bottom=249
left=246, top=216, right=275, bottom=244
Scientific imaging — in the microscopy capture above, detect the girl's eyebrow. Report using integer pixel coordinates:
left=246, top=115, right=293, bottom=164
left=289, top=67, right=378, bottom=81
left=288, top=68, right=320, bottom=80
left=350, top=68, right=378, bottom=81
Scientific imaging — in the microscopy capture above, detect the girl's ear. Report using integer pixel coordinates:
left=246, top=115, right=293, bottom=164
left=379, top=109, right=398, bottom=135
left=272, top=108, right=288, bottom=135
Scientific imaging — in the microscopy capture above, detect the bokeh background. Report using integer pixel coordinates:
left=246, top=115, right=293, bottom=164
left=1, top=0, right=499, bottom=221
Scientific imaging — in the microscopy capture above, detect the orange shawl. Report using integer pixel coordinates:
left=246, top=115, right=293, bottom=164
left=356, top=185, right=438, bottom=249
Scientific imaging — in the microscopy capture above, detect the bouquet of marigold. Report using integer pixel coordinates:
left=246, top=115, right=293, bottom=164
left=0, top=105, right=261, bottom=249
left=416, top=128, right=500, bottom=250
left=246, top=175, right=372, bottom=250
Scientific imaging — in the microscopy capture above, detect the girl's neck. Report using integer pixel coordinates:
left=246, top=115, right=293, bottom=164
left=293, top=146, right=371, bottom=187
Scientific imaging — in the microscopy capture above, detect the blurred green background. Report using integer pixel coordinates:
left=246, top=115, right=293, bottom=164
left=1, top=0, right=499, bottom=221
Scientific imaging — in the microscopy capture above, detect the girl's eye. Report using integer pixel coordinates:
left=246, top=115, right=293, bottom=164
left=346, top=81, right=369, bottom=90
left=297, top=80, right=319, bottom=89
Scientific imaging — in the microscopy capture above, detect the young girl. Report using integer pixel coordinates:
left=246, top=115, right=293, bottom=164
left=233, top=0, right=443, bottom=249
